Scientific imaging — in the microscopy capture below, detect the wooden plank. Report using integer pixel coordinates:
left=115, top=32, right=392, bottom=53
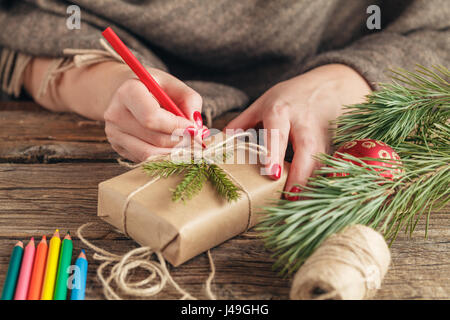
left=0, top=102, right=107, bottom=142
left=0, top=140, right=116, bottom=163
left=0, top=102, right=117, bottom=162
left=1, top=102, right=449, bottom=299
left=0, top=163, right=290, bottom=299
left=0, top=101, right=43, bottom=111
left=375, top=205, right=450, bottom=299
left=0, top=102, right=237, bottom=163
left=0, top=162, right=449, bottom=299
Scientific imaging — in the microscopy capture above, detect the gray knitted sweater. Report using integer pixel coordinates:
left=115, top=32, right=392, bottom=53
left=0, top=0, right=449, bottom=118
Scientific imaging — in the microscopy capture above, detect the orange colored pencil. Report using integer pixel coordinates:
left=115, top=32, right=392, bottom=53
left=27, top=235, right=48, bottom=300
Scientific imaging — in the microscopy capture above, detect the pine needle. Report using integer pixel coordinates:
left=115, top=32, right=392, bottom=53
left=142, top=159, right=242, bottom=203
left=259, top=65, right=450, bottom=275
left=142, top=160, right=191, bottom=178
left=172, top=163, right=209, bottom=202
left=334, top=65, right=450, bottom=146
left=208, top=164, right=241, bottom=202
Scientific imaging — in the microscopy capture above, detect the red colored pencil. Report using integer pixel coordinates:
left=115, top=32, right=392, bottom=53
left=102, top=27, right=186, bottom=118
left=102, top=27, right=206, bottom=148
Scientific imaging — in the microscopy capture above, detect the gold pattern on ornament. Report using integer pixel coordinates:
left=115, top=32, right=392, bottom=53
left=376, top=140, right=386, bottom=146
left=378, top=150, right=391, bottom=159
left=362, top=141, right=376, bottom=149
left=343, top=141, right=357, bottom=149
left=392, top=152, right=400, bottom=160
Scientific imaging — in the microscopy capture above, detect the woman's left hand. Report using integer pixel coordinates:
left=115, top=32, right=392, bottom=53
left=224, top=64, right=371, bottom=200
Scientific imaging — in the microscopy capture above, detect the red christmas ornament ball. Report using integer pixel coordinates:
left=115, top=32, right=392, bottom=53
left=327, top=139, right=402, bottom=179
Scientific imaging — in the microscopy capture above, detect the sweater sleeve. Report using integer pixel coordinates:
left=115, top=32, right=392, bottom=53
left=301, top=0, right=450, bottom=89
left=0, top=1, right=166, bottom=69
left=0, top=1, right=166, bottom=98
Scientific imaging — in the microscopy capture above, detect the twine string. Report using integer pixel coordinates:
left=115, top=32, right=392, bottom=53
left=36, top=39, right=125, bottom=99
left=78, top=132, right=266, bottom=300
left=120, top=131, right=268, bottom=236
left=290, top=225, right=390, bottom=300
left=77, top=222, right=214, bottom=300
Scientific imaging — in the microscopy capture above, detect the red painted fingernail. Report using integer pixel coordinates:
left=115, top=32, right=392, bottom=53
left=184, top=126, right=197, bottom=137
left=269, top=163, right=281, bottom=180
left=193, top=111, right=203, bottom=128
left=201, top=128, right=210, bottom=139
left=286, top=186, right=301, bottom=201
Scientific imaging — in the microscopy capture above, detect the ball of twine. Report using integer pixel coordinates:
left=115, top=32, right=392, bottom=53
left=290, top=224, right=391, bottom=300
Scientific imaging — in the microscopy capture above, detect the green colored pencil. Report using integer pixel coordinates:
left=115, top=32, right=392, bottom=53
left=53, top=232, right=73, bottom=300
left=1, top=241, right=24, bottom=300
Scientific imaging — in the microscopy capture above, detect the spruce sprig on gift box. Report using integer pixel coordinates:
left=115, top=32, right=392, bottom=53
left=171, top=162, right=209, bottom=202
left=208, top=164, right=241, bottom=202
left=142, top=160, right=190, bottom=178
left=258, top=65, right=450, bottom=275
left=142, top=157, right=241, bottom=203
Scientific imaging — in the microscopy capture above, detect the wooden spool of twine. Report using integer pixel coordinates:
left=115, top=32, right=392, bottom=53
left=290, top=224, right=391, bottom=300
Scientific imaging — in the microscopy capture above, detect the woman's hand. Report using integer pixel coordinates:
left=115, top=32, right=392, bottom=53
left=225, top=64, right=371, bottom=200
left=103, top=67, right=205, bottom=162
left=24, top=59, right=205, bottom=162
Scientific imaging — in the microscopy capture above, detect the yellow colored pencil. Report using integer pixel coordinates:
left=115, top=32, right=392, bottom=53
left=40, top=229, right=61, bottom=300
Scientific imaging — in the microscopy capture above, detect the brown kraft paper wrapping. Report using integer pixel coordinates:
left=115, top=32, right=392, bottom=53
left=98, top=139, right=289, bottom=266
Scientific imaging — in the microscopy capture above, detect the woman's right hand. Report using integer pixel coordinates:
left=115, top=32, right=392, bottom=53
left=103, top=67, right=205, bottom=162
left=24, top=59, right=205, bottom=162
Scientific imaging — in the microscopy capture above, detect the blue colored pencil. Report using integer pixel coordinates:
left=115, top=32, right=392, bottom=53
left=70, top=250, right=88, bottom=300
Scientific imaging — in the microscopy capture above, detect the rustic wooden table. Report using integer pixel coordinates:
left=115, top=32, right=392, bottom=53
left=0, top=101, right=448, bottom=300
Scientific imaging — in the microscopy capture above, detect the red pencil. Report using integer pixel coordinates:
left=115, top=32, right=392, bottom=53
left=102, top=27, right=186, bottom=118
left=102, top=27, right=206, bottom=148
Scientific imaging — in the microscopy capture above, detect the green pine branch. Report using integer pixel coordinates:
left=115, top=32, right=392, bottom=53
left=172, top=163, right=209, bottom=202
left=334, top=65, right=450, bottom=146
left=208, top=164, right=241, bottom=202
left=142, top=160, right=192, bottom=178
left=258, top=65, right=450, bottom=275
left=142, top=159, right=242, bottom=203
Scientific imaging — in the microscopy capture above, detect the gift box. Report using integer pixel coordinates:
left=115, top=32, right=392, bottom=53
left=97, top=134, right=288, bottom=266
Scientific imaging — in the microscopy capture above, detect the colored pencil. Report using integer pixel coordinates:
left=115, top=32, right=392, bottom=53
left=54, top=232, right=73, bottom=300
left=70, top=250, right=88, bottom=300
left=13, top=237, right=36, bottom=300
left=102, top=27, right=206, bottom=148
left=41, top=229, right=61, bottom=300
left=1, top=241, right=24, bottom=300
left=27, top=235, right=48, bottom=300
left=102, top=27, right=187, bottom=118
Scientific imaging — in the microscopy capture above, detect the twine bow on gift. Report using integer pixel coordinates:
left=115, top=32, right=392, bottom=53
left=119, top=131, right=269, bottom=237
left=78, top=132, right=270, bottom=300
